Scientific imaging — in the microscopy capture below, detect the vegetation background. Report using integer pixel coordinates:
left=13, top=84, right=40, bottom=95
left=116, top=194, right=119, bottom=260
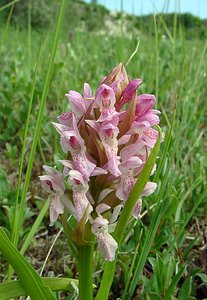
left=0, top=0, right=206, bottom=299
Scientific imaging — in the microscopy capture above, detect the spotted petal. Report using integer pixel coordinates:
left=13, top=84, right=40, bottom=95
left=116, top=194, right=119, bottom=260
left=49, top=195, right=64, bottom=226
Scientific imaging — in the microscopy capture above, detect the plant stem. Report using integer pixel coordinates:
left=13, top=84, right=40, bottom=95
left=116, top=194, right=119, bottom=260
left=78, top=244, right=94, bottom=300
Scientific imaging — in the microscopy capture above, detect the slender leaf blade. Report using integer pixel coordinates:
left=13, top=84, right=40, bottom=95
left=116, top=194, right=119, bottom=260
left=20, top=198, right=50, bottom=255
left=0, top=278, right=78, bottom=300
left=165, top=265, right=187, bottom=299
left=0, top=228, right=56, bottom=300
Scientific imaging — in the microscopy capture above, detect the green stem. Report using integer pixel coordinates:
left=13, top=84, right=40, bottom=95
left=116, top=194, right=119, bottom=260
left=61, top=212, right=78, bottom=259
left=78, top=244, right=94, bottom=300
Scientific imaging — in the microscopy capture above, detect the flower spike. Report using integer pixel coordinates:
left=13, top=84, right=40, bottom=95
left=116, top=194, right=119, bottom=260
left=39, top=63, right=163, bottom=261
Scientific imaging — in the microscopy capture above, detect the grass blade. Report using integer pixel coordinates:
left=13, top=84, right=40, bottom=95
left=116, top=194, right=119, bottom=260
left=0, top=0, right=20, bottom=12
left=20, top=198, right=50, bottom=255
left=0, top=277, right=78, bottom=300
left=122, top=228, right=143, bottom=299
left=165, top=265, right=187, bottom=299
left=125, top=193, right=167, bottom=299
left=0, top=228, right=56, bottom=300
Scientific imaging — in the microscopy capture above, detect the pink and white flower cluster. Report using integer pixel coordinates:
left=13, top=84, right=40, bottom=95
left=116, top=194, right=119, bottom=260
left=40, top=64, right=161, bottom=261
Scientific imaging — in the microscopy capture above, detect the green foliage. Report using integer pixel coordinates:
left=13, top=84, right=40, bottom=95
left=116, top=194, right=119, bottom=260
left=0, top=0, right=109, bottom=31
left=0, top=169, right=9, bottom=200
left=0, top=227, right=56, bottom=299
left=0, top=277, right=78, bottom=299
left=132, top=13, right=207, bottom=39
left=0, top=0, right=58, bottom=28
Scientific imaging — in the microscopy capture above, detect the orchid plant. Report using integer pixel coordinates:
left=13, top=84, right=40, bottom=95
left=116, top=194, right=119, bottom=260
left=38, top=63, right=163, bottom=299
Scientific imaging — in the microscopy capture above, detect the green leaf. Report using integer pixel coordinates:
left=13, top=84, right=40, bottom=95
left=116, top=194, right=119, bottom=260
left=164, top=256, right=175, bottom=290
left=0, top=0, right=20, bottom=12
left=20, top=198, right=50, bottom=255
left=146, top=292, right=162, bottom=300
left=0, top=228, right=56, bottom=300
left=178, top=277, right=192, bottom=300
left=196, top=273, right=207, bottom=284
left=0, top=278, right=78, bottom=300
left=0, top=169, right=9, bottom=199
left=165, top=265, right=187, bottom=299
left=175, top=178, right=202, bottom=224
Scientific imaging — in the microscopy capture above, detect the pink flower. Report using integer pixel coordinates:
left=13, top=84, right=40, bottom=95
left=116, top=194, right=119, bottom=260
left=52, top=115, right=96, bottom=180
left=132, top=199, right=142, bottom=219
left=39, top=166, right=74, bottom=225
left=116, top=157, right=143, bottom=201
left=52, top=115, right=85, bottom=154
left=65, top=90, right=86, bottom=120
left=40, top=63, right=163, bottom=261
left=58, top=111, right=73, bottom=126
left=136, top=94, right=156, bottom=116
left=68, top=170, right=93, bottom=222
left=99, top=120, right=121, bottom=177
left=84, top=83, right=93, bottom=99
left=40, top=165, right=65, bottom=193
left=92, top=216, right=118, bottom=261
left=94, top=84, right=118, bottom=122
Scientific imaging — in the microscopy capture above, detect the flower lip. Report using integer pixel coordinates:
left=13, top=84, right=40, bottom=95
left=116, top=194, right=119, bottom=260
left=46, top=180, right=55, bottom=192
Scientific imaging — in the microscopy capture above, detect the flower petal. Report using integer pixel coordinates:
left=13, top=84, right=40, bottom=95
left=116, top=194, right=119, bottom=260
left=136, top=94, right=156, bottom=116
left=73, top=153, right=96, bottom=180
left=68, top=169, right=88, bottom=190
left=65, top=90, right=86, bottom=119
left=60, top=194, right=76, bottom=216
left=120, top=140, right=146, bottom=161
left=117, top=78, right=142, bottom=111
left=92, top=216, right=109, bottom=234
left=137, top=110, right=160, bottom=126
left=109, top=204, right=122, bottom=223
left=73, top=190, right=93, bottom=222
left=84, top=83, right=92, bottom=98
left=132, top=198, right=142, bottom=219
left=51, top=122, right=69, bottom=135
left=97, top=232, right=118, bottom=261
left=95, top=84, right=115, bottom=107
left=57, top=111, right=73, bottom=126
left=49, top=195, right=64, bottom=226
left=142, top=182, right=157, bottom=196
left=96, top=203, right=111, bottom=216
left=116, top=174, right=136, bottom=201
